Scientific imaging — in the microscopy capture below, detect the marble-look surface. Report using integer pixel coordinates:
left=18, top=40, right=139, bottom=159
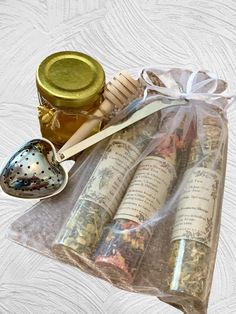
left=0, top=1, right=236, bottom=313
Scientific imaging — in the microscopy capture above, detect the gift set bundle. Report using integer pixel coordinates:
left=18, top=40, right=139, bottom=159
left=0, top=51, right=233, bottom=313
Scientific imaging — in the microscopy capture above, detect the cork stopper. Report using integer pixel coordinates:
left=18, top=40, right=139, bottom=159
left=203, top=116, right=222, bottom=127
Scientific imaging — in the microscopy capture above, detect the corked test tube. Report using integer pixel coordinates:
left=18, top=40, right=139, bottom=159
left=165, top=114, right=227, bottom=311
left=53, top=112, right=159, bottom=263
left=59, top=71, right=141, bottom=152
left=94, top=109, right=190, bottom=284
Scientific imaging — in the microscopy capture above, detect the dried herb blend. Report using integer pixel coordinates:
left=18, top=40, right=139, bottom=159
left=167, top=113, right=227, bottom=309
left=53, top=114, right=158, bottom=260
left=94, top=110, right=188, bottom=283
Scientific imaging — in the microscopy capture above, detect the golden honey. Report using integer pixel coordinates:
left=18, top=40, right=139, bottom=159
left=36, top=51, right=105, bottom=147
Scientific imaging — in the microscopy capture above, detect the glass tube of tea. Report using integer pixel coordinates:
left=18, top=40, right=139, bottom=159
left=94, top=109, right=189, bottom=284
left=166, top=113, right=227, bottom=310
left=53, top=113, right=159, bottom=262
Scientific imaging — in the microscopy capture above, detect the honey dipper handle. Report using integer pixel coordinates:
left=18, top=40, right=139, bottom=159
left=59, top=99, right=113, bottom=152
left=59, top=71, right=140, bottom=153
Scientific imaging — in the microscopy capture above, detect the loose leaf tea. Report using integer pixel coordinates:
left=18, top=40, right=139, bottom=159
left=94, top=109, right=188, bottom=283
left=166, top=113, right=228, bottom=311
left=53, top=114, right=158, bottom=261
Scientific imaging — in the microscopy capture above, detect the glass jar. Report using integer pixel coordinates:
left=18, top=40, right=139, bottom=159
left=36, top=51, right=105, bottom=147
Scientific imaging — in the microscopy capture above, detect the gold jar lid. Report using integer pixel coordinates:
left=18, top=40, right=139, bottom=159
left=36, top=51, right=105, bottom=111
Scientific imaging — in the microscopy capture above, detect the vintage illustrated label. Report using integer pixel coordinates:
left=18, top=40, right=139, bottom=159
left=114, top=156, right=176, bottom=224
left=79, top=139, right=140, bottom=217
left=171, top=167, right=221, bottom=247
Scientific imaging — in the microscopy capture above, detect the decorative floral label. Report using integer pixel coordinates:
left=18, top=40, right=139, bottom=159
left=79, top=139, right=140, bottom=217
left=114, top=156, right=176, bottom=224
left=171, top=167, right=220, bottom=247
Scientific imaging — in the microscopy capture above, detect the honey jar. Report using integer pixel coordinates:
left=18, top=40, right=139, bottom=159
left=36, top=51, right=105, bottom=147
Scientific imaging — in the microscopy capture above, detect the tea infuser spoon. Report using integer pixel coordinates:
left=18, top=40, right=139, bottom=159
left=0, top=99, right=185, bottom=200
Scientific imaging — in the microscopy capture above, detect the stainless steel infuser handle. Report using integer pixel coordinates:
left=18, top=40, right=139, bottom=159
left=57, top=100, right=186, bottom=162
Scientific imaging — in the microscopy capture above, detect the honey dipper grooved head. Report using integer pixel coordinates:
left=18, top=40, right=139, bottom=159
left=103, top=71, right=140, bottom=109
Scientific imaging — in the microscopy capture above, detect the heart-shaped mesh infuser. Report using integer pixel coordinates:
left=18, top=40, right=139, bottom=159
left=0, top=139, right=67, bottom=199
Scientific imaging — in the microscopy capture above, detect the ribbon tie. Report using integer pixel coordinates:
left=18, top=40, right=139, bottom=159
left=140, top=67, right=233, bottom=108
left=105, top=67, right=236, bottom=129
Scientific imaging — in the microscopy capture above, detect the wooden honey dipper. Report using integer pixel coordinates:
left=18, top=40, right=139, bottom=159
left=60, top=71, right=140, bottom=152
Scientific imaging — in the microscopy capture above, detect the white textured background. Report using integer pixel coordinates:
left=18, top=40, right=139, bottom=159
left=0, top=0, right=236, bottom=313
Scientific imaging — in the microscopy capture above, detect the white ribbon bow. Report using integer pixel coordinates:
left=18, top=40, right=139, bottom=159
left=140, top=67, right=233, bottom=108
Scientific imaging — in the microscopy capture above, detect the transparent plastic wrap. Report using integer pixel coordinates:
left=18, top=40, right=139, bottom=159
left=7, top=68, right=231, bottom=313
